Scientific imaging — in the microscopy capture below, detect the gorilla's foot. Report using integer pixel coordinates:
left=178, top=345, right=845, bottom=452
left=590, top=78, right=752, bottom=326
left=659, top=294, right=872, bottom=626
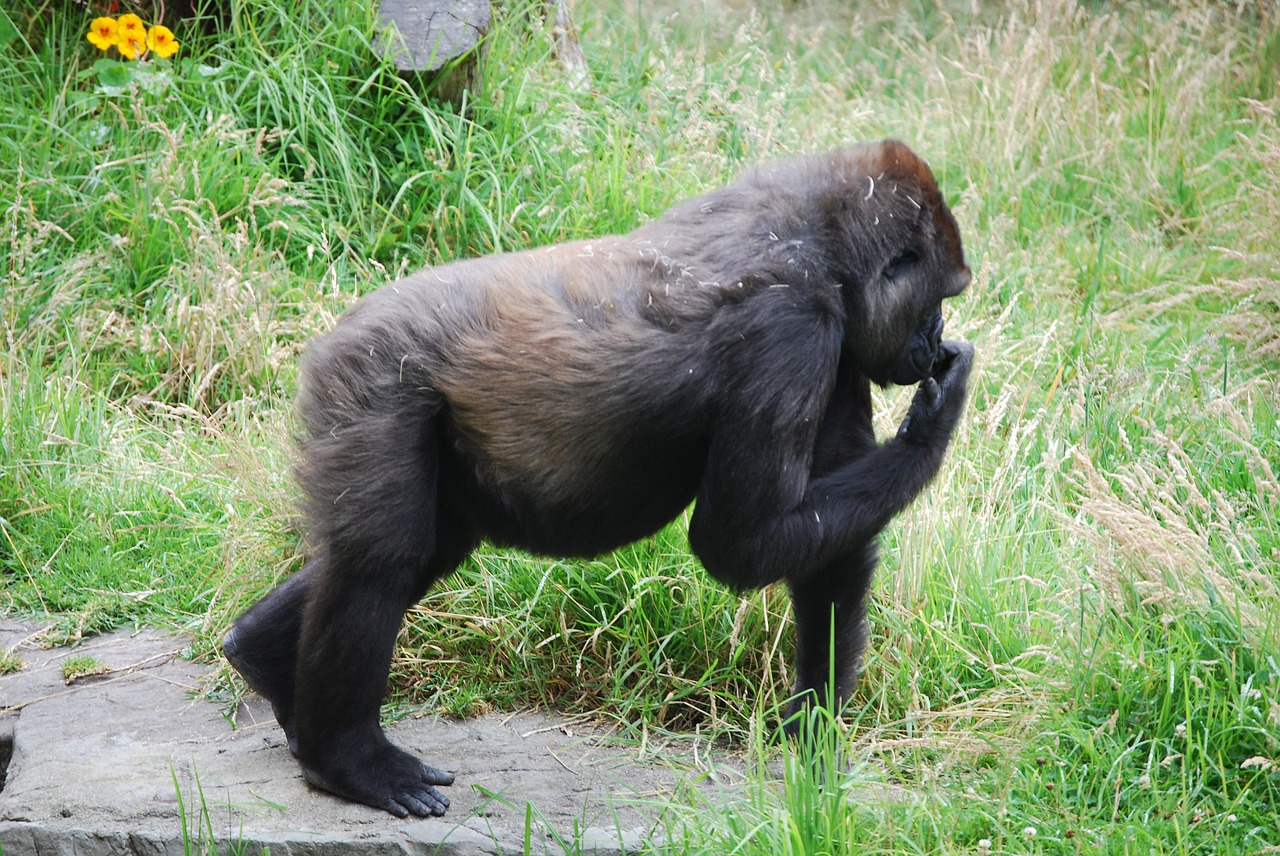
left=300, top=738, right=454, bottom=818
left=222, top=625, right=299, bottom=753
left=781, top=689, right=820, bottom=740
left=781, top=686, right=850, bottom=741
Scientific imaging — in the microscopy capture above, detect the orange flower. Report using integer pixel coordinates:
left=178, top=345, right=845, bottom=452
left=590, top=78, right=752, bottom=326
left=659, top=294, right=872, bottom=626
left=146, top=25, right=179, bottom=59
left=86, top=17, right=119, bottom=51
left=115, top=13, right=146, bottom=59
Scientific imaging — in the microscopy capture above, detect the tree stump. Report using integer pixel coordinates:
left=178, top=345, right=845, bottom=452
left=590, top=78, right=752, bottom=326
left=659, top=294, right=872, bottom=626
left=375, top=0, right=492, bottom=102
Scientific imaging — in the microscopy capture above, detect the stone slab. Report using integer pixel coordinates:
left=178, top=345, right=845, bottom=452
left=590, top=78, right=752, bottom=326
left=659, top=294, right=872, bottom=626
left=0, top=621, right=732, bottom=856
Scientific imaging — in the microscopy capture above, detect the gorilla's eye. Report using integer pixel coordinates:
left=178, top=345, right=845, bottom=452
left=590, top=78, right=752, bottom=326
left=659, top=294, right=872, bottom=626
left=882, top=250, right=919, bottom=280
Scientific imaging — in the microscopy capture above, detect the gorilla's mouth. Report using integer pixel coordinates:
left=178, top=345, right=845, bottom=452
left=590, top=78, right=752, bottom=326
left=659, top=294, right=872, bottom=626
left=910, top=345, right=936, bottom=378
left=886, top=346, right=936, bottom=386
left=907, top=313, right=945, bottom=380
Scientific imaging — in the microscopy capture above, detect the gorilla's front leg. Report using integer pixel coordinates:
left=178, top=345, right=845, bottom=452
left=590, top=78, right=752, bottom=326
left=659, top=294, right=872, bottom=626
left=784, top=540, right=878, bottom=735
left=290, top=555, right=455, bottom=818
left=782, top=341, right=974, bottom=734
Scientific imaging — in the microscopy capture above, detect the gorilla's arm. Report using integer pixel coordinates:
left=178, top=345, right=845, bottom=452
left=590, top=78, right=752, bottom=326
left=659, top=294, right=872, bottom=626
left=690, top=339, right=973, bottom=591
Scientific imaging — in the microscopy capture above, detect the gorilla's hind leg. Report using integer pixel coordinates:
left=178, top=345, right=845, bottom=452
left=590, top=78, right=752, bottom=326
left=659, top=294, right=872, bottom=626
left=223, top=560, right=319, bottom=754
left=288, top=421, right=477, bottom=818
left=291, top=551, right=453, bottom=817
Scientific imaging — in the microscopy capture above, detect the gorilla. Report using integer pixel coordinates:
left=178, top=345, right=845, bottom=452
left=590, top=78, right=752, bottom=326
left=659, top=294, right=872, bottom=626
left=223, top=139, right=975, bottom=817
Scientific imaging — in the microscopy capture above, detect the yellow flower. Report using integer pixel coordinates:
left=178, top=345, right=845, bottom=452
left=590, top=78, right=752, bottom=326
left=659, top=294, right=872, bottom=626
left=116, top=13, right=146, bottom=59
left=116, top=34, right=145, bottom=60
left=86, top=17, right=119, bottom=51
left=146, top=25, right=179, bottom=59
left=116, top=13, right=146, bottom=40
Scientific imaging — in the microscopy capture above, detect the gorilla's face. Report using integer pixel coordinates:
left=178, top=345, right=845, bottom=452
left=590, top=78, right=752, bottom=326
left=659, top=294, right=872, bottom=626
left=834, top=143, right=971, bottom=388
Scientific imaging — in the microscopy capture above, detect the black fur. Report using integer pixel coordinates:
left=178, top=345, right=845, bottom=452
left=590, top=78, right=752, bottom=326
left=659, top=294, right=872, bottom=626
left=224, top=139, right=975, bottom=817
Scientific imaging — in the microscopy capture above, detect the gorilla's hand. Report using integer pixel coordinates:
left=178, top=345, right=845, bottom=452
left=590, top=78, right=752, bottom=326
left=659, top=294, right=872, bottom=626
left=896, top=340, right=974, bottom=446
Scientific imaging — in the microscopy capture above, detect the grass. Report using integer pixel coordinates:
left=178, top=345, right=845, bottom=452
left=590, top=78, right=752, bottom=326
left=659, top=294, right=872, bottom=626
left=0, top=650, right=21, bottom=675
left=59, top=652, right=107, bottom=683
left=170, top=764, right=272, bottom=856
left=2, top=0, right=1278, bottom=852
